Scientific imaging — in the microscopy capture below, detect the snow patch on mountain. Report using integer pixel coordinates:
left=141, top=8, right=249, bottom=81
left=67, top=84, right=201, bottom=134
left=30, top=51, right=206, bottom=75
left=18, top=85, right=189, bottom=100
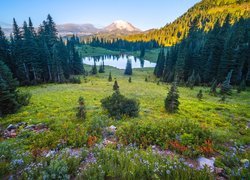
left=104, top=20, right=141, bottom=32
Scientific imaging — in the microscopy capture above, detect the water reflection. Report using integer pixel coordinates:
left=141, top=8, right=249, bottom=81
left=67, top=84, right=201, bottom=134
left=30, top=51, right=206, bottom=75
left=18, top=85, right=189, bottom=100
left=83, top=55, right=156, bottom=69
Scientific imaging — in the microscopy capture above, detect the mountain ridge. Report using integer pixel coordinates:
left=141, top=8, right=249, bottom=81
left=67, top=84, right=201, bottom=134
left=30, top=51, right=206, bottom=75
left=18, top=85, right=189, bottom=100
left=123, top=0, right=250, bottom=46
left=1, top=20, right=142, bottom=37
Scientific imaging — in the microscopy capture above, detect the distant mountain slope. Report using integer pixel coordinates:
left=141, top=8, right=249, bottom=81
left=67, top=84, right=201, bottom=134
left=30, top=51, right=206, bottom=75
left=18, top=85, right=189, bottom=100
left=57, top=23, right=100, bottom=35
left=124, top=0, right=250, bottom=46
left=1, top=20, right=142, bottom=37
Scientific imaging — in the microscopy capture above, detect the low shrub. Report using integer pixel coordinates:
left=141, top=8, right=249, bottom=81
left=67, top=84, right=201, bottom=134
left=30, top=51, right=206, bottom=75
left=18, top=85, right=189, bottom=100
left=78, top=147, right=213, bottom=179
left=117, top=119, right=213, bottom=156
left=17, top=91, right=32, bottom=106
left=76, top=97, right=86, bottom=120
left=101, top=91, right=139, bottom=119
left=42, top=158, right=69, bottom=180
left=87, top=114, right=109, bottom=136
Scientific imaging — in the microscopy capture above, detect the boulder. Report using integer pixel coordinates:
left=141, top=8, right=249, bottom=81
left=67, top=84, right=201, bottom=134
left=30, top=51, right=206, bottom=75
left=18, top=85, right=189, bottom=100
left=215, top=167, right=224, bottom=175
left=36, top=123, right=46, bottom=130
left=108, top=125, right=117, bottom=132
left=17, top=122, right=27, bottom=127
left=7, top=124, right=16, bottom=131
left=197, top=157, right=215, bottom=171
left=25, top=125, right=36, bottom=130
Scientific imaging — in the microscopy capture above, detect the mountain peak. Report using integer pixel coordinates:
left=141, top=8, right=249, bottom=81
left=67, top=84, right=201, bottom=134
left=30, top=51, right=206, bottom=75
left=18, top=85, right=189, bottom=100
left=104, top=20, right=141, bottom=32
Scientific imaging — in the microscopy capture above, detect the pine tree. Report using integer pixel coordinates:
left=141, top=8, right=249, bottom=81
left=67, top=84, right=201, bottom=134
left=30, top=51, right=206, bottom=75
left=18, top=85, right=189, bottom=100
left=175, top=44, right=186, bottom=82
left=0, top=60, right=19, bottom=116
left=186, top=70, right=196, bottom=89
left=210, top=79, right=217, bottom=95
left=51, top=43, right=65, bottom=82
left=108, top=71, right=112, bottom=82
left=0, top=27, right=10, bottom=65
left=195, top=73, right=201, bottom=86
left=140, top=46, right=145, bottom=58
left=154, top=48, right=165, bottom=77
left=220, top=70, right=233, bottom=95
left=113, top=80, right=119, bottom=91
left=197, top=90, right=203, bottom=100
left=124, top=59, right=132, bottom=75
left=22, top=20, right=41, bottom=83
left=128, top=77, right=132, bottom=83
left=237, top=79, right=246, bottom=93
left=165, top=80, right=179, bottom=113
left=12, top=18, right=26, bottom=83
left=92, top=61, right=97, bottom=75
left=99, top=61, right=105, bottom=73
left=76, top=96, right=86, bottom=120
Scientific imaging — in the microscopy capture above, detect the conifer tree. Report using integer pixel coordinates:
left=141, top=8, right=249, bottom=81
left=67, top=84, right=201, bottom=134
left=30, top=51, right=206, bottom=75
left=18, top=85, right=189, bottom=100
left=108, top=71, right=112, bottom=82
left=140, top=46, right=145, bottom=58
left=195, top=73, right=201, bottom=86
left=92, top=61, right=97, bottom=75
left=76, top=96, right=86, bottom=120
left=22, top=20, right=41, bottom=83
left=0, top=27, right=10, bottom=65
left=210, top=79, right=217, bottom=95
left=165, top=80, right=179, bottom=113
left=237, top=79, right=246, bottom=93
left=99, top=61, right=105, bottom=73
left=124, top=59, right=132, bottom=75
left=0, top=60, right=19, bottom=116
left=154, top=49, right=165, bottom=77
left=186, top=70, right=196, bottom=89
left=220, top=70, right=233, bottom=95
left=197, top=90, right=203, bottom=100
left=113, top=80, right=119, bottom=91
left=175, top=43, right=186, bottom=82
left=128, top=77, right=132, bottom=83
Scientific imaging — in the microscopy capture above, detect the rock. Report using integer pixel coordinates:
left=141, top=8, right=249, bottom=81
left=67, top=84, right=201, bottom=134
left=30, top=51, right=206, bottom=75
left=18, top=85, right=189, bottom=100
left=17, top=122, right=27, bottom=127
left=197, top=157, right=215, bottom=171
left=25, top=125, right=35, bottom=130
left=215, top=167, right=224, bottom=175
left=7, top=124, right=16, bottom=131
left=108, top=125, right=117, bottom=132
left=10, top=132, right=17, bottom=138
left=36, top=123, right=46, bottom=130
left=103, top=138, right=116, bottom=146
left=45, top=150, right=56, bottom=158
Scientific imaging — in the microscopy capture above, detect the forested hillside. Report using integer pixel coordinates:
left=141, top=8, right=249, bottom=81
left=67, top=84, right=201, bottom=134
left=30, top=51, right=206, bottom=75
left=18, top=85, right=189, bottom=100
left=0, top=15, right=84, bottom=85
left=124, top=0, right=249, bottom=46
left=154, top=16, right=250, bottom=85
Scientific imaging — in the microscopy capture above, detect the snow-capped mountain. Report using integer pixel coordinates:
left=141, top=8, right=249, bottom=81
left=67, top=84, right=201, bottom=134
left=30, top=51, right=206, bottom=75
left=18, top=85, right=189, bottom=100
left=104, top=20, right=141, bottom=32
left=1, top=20, right=142, bottom=37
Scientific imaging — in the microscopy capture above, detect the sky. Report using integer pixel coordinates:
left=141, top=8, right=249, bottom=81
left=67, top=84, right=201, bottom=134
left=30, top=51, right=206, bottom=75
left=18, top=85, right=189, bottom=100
left=0, top=0, right=201, bottom=30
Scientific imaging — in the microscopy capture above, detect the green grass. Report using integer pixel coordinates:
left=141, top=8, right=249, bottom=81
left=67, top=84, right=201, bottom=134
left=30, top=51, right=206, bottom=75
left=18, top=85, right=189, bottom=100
left=0, top=66, right=249, bottom=178
left=1, top=66, right=249, bottom=144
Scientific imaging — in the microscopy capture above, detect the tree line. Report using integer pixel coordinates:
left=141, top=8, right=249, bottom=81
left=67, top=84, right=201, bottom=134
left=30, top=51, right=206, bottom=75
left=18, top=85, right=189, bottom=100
left=85, top=37, right=159, bottom=52
left=154, top=15, right=250, bottom=86
left=0, top=14, right=84, bottom=116
left=0, top=14, right=84, bottom=85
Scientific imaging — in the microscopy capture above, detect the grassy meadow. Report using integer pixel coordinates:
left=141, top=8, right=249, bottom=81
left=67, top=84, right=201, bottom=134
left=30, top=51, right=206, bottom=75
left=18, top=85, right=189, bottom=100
left=0, top=66, right=249, bottom=178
